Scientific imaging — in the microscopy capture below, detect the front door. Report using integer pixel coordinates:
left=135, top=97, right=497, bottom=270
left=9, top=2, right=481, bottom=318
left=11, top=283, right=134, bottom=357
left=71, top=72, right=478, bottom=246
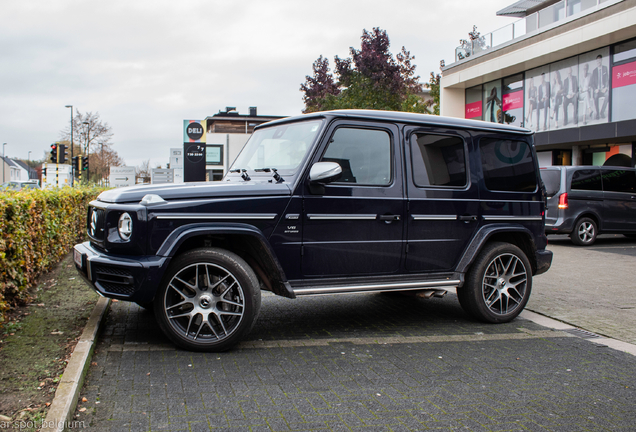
left=301, top=121, right=404, bottom=278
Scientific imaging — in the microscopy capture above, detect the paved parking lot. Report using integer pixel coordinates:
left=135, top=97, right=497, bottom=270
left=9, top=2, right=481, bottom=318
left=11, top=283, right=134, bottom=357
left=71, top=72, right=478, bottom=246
left=74, top=237, right=636, bottom=431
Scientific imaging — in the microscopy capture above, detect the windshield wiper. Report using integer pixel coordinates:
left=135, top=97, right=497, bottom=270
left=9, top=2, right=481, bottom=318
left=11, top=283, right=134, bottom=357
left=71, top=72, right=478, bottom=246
left=229, top=168, right=250, bottom=181
left=254, top=168, right=283, bottom=182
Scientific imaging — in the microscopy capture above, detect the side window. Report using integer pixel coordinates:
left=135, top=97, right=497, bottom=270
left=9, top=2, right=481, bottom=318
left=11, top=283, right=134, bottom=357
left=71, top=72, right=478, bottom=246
left=479, top=138, right=537, bottom=192
left=321, top=127, right=391, bottom=185
left=410, top=133, right=467, bottom=187
left=571, top=170, right=602, bottom=191
left=602, top=169, right=636, bottom=193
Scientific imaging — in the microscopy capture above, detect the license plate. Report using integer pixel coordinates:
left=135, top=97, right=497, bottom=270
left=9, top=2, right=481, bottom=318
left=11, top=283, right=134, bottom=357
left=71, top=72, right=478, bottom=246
left=74, top=249, right=82, bottom=267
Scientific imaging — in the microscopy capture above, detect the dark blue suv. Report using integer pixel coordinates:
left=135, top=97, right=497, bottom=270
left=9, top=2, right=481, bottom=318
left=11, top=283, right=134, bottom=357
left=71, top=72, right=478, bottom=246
left=74, top=110, right=552, bottom=351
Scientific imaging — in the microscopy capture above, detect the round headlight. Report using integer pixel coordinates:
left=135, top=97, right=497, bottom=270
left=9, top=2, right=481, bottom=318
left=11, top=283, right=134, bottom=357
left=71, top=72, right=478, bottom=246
left=118, top=212, right=133, bottom=240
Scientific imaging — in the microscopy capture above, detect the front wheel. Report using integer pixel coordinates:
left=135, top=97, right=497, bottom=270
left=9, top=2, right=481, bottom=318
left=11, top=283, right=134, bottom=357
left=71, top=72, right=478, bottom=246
left=571, top=217, right=597, bottom=246
left=154, top=248, right=261, bottom=352
left=458, top=242, right=532, bottom=323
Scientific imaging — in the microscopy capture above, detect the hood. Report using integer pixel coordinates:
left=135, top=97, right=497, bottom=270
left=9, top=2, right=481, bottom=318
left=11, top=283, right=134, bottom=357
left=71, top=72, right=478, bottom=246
left=97, top=180, right=292, bottom=204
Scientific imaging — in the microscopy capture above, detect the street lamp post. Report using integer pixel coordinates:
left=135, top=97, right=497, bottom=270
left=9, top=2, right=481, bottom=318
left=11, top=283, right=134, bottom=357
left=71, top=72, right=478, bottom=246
left=2, top=143, right=6, bottom=183
left=65, top=105, right=74, bottom=186
left=83, top=121, right=90, bottom=182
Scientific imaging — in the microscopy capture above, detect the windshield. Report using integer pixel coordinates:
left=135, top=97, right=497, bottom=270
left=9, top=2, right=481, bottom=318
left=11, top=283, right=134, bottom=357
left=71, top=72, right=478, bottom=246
left=230, top=119, right=323, bottom=176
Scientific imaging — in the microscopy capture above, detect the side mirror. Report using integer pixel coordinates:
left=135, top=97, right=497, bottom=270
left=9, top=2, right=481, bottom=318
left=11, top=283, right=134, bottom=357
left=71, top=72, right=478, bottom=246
left=309, top=162, right=342, bottom=183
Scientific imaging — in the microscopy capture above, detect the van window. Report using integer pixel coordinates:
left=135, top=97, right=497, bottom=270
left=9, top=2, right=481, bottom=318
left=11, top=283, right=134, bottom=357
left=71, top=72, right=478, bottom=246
left=602, top=169, right=636, bottom=193
left=539, top=169, right=561, bottom=197
left=479, top=139, right=537, bottom=192
left=571, top=170, right=602, bottom=191
left=410, top=134, right=467, bottom=187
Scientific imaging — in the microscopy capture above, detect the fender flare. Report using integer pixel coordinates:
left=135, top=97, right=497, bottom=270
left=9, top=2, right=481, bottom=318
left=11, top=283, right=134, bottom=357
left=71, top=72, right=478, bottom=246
left=156, top=222, right=294, bottom=298
left=456, top=223, right=536, bottom=275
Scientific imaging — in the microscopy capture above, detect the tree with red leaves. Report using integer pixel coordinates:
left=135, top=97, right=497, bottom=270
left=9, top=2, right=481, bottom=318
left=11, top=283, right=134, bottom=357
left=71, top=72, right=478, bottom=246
left=301, top=28, right=432, bottom=114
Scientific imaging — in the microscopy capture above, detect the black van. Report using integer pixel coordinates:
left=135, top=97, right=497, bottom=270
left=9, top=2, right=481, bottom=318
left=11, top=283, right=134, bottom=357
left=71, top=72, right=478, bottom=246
left=541, top=166, right=636, bottom=245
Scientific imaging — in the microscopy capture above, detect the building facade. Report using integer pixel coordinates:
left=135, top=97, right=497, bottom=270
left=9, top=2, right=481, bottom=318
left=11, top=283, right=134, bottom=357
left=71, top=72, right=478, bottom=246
left=441, top=0, right=636, bottom=167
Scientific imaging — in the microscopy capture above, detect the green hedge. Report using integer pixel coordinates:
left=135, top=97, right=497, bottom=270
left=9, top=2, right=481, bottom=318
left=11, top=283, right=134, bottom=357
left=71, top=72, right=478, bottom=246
left=0, top=186, right=104, bottom=324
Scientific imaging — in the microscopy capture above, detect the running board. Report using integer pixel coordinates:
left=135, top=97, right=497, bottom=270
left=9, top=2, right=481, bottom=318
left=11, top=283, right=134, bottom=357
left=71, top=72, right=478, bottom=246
left=291, top=279, right=460, bottom=297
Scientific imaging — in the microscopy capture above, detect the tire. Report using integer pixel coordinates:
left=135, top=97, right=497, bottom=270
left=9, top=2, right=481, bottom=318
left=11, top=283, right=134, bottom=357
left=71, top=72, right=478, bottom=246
left=154, top=247, right=261, bottom=352
left=458, top=242, right=532, bottom=324
left=571, top=217, right=597, bottom=246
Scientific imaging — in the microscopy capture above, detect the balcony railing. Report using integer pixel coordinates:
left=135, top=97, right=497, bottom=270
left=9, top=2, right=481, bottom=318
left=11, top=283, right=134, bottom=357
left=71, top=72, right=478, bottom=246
left=451, top=0, right=619, bottom=65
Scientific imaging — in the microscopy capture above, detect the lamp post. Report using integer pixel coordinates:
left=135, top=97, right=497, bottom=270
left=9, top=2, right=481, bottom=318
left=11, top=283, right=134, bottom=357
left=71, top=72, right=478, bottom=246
left=83, top=121, right=90, bottom=182
left=65, top=105, right=74, bottom=186
left=2, top=143, right=6, bottom=183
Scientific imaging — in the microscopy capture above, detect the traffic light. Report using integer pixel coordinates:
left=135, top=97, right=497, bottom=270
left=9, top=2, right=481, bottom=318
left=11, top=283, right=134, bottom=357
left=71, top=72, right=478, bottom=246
left=49, top=144, right=58, bottom=163
left=72, top=156, right=79, bottom=173
left=82, top=156, right=89, bottom=171
left=59, top=144, right=68, bottom=164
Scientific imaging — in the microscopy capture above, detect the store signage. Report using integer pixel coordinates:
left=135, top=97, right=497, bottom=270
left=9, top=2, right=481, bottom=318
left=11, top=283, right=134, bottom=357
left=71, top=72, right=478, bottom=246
left=465, top=101, right=482, bottom=119
left=183, top=120, right=207, bottom=143
left=502, top=90, right=524, bottom=111
left=612, top=61, right=636, bottom=89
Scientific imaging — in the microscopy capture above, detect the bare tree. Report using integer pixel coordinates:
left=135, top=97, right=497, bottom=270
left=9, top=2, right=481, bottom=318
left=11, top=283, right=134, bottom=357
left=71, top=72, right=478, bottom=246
left=136, top=160, right=151, bottom=184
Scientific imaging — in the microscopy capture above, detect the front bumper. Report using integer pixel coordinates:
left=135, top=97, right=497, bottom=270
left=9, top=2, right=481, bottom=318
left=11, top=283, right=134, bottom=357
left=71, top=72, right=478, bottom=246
left=535, top=249, right=553, bottom=276
left=73, top=241, right=170, bottom=303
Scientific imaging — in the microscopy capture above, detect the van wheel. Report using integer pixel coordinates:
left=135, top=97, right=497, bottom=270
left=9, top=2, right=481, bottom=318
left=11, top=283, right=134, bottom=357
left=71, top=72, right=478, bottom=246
left=571, top=217, right=597, bottom=246
left=154, top=248, right=261, bottom=352
left=458, top=242, right=531, bottom=323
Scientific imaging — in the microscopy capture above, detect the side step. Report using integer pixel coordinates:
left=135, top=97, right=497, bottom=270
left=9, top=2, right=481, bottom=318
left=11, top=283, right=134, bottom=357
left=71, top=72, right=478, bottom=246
left=291, top=279, right=460, bottom=297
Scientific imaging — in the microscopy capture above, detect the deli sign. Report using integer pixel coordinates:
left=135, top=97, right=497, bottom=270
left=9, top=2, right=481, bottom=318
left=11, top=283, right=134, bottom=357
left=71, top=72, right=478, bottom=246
left=183, top=120, right=207, bottom=143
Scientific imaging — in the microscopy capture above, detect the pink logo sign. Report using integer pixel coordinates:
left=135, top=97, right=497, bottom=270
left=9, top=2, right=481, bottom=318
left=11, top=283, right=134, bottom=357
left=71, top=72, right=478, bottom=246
left=502, top=90, right=524, bottom=111
left=612, top=61, right=636, bottom=89
left=465, top=101, right=482, bottom=119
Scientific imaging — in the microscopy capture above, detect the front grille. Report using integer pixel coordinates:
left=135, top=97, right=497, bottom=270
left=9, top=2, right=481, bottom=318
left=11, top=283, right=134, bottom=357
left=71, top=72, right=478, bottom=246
left=93, top=265, right=135, bottom=297
left=88, top=207, right=106, bottom=240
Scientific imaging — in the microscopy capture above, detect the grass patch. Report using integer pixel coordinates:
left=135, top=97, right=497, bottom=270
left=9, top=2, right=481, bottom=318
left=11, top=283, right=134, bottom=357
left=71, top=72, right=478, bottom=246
left=0, top=252, right=98, bottom=425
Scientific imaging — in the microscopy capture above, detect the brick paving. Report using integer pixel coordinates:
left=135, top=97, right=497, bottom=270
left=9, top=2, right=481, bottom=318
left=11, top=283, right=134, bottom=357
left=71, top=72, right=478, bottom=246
left=74, top=286, right=636, bottom=431
left=528, top=235, right=636, bottom=344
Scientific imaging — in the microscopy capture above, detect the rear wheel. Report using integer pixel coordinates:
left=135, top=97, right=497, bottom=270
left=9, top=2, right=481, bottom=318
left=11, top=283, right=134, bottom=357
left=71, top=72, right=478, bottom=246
left=154, top=248, right=261, bottom=352
left=571, top=217, right=597, bottom=246
left=458, top=242, right=532, bottom=323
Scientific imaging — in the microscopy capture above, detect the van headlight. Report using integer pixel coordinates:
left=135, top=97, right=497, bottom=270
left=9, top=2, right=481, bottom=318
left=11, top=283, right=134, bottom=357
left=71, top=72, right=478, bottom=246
left=118, top=213, right=133, bottom=240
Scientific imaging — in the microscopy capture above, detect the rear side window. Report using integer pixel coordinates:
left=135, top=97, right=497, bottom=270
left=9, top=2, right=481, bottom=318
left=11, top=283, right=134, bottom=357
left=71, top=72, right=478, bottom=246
left=479, top=138, right=537, bottom=192
left=602, top=169, right=636, bottom=193
left=410, top=133, right=467, bottom=187
left=540, top=169, right=561, bottom=197
left=571, top=170, right=602, bottom=191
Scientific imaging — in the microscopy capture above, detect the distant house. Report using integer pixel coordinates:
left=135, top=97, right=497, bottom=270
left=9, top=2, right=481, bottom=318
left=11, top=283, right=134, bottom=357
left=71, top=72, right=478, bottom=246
left=12, top=160, right=39, bottom=182
left=1, top=157, right=39, bottom=183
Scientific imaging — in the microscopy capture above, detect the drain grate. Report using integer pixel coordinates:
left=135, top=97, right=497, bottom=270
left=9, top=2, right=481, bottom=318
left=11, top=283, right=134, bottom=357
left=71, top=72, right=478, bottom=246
left=564, top=328, right=601, bottom=339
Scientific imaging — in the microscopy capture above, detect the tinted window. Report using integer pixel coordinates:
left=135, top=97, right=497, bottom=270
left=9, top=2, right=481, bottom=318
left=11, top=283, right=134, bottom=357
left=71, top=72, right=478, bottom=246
left=321, top=127, right=391, bottom=185
left=540, top=169, right=561, bottom=197
left=410, top=134, right=466, bottom=187
left=571, top=169, right=602, bottom=191
left=479, top=138, right=537, bottom=192
left=602, top=169, right=636, bottom=193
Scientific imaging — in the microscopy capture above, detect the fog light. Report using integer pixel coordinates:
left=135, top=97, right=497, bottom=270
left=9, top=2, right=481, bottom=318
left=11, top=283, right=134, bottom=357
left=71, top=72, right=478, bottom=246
left=118, top=213, right=133, bottom=240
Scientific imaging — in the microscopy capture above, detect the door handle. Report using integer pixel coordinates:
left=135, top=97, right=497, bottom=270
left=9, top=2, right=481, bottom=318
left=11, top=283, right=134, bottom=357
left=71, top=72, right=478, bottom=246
left=378, top=214, right=400, bottom=222
left=458, top=215, right=478, bottom=221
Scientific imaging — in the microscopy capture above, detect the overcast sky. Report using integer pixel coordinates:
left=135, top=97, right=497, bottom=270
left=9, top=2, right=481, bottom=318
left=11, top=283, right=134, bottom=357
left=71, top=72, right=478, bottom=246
left=1, top=0, right=515, bottom=168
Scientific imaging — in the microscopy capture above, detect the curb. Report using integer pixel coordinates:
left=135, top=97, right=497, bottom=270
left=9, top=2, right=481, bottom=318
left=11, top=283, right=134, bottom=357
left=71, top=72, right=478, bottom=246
left=40, top=297, right=110, bottom=432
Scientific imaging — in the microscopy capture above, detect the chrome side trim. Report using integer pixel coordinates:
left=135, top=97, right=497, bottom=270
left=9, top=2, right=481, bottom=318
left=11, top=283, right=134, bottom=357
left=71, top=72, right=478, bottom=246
left=155, top=213, right=277, bottom=220
left=483, top=216, right=543, bottom=221
left=412, top=215, right=457, bottom=221
left=307, top=214, right=377, bottom=220
left=293, top=279, right=460, bottom=296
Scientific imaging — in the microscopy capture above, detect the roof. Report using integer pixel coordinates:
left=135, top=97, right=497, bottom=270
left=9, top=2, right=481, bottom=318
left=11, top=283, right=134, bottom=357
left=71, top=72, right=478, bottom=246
left=1, top=156, right=20, bottom=168
left=258, top=109, right=533, bottom=135
left=12, top=159, right=38, bottom=179
left=496, top=0, right=555, bottom=17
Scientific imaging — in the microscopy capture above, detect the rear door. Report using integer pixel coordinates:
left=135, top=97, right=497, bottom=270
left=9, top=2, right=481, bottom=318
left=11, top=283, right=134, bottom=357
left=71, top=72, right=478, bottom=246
left=403, top=126, right=479, bottom=272
left=301, top=121, right=405, bottom=278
